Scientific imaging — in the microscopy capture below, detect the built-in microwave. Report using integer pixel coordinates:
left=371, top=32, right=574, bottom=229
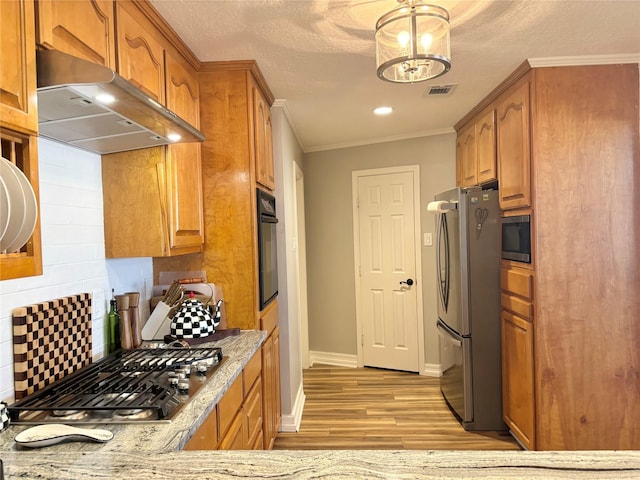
left=501, top=215, right=531, bottom=263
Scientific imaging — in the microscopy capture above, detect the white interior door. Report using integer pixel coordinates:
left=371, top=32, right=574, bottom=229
left=353, top=166, right=422, bottom=372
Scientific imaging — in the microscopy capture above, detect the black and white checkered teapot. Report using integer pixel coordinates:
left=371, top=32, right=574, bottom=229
left=170, top=292, right=221, bottom=339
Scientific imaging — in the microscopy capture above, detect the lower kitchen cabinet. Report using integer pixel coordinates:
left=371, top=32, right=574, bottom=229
left=184, top=349, right=263, bottom=451
left=501, top=310, right=535, bottom=450
left=261, top=301, right=281, bottom=449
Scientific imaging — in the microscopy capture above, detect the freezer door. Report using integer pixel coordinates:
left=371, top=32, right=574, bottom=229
left=437, top=319, right=473, bottom=424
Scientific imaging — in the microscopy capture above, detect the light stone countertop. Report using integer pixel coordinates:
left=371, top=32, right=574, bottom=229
left=0, top=330, right=266, bottom=454
left=1, top=330, right=639, bottom=479
left=1, top=450, right=639, bottom=479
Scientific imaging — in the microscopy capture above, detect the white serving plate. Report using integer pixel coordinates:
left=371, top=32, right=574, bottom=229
left=1, top=156, right=37, bottom=253
left=14, top=424, right=114, bottom=448
left=0, top=176, right=10, bottom=244
left=0, top=157, right=26, bottom=252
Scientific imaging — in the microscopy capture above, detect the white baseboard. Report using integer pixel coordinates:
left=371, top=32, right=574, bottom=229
left=279, top=383, right=306, bottom=433
left=422, top=363, right=442, bottom=377
left=309, top=350, right=358, bottom=368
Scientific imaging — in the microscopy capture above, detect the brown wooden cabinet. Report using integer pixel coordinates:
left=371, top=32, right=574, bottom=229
left=185, top=349, right=263, bottom=451
left=0, top=0, right=43, bottom=280
left=252, top=80, right=275, bottom=191
left=1, top=0, right=38, bottom=135
left=500, top=264, right=534, bottom=449
left=261, top=301, right=281, bottom=450
left=115, top=0, right=165, bottom=104
left=457, top=124, right=476, bottom=187
left=456, top=109, right=496, bottom=188
left=36, top=0, right=116, bottom=69
left=496, top=74, right=531, bottom=210
left=182, top=61, right=274, bottom=330
left=102, top=145, right=203, bottom=257
left=488, top=63, right=639, bottom=450
left=164, top=52, right=204, bottom=251
left=501, top=310, right=534, bottom=450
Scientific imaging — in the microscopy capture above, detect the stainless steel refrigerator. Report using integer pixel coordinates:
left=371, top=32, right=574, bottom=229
left=429, top=186, right=505, bottom=431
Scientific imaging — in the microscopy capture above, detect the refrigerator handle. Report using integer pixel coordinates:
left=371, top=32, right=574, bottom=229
left=436, top=212, right=450, bottom=311
left=436, top=322, right=462, bottom=347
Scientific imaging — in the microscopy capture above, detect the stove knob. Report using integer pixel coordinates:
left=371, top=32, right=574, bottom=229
left=177, top=380, right=190, bottom=394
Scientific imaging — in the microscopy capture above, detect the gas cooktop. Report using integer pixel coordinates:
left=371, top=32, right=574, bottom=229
left=8, top=347, right=225, bottom=424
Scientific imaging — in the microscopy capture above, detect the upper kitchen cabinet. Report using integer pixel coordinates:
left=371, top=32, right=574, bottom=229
left=0, top=0, right=42, bottom=280
left=1, top=0, right=38, bottom=134
left=252, top=80, right=275, bottom=191
left=36, top=0, right=116, bottom=69
left=455, top=109, right=497, bottom=188
left=102, top=145, right=203, bottom=257
left=496, top=74, right=532, bottom=210
left=115, top=0, right=165, bottom=104
left=457, top=123, right=476, bottom=187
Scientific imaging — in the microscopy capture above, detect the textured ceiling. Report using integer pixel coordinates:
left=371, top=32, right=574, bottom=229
left=150, top=0, right=640, bottom=152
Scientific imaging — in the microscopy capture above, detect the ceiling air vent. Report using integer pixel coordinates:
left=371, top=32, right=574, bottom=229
left=424, top=84, right=458, bottom=97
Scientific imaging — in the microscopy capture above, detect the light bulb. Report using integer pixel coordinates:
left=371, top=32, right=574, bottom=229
left=397, top=31, right=410, bottom=48
left=95, top=93, right=116, bottom=104
left=167, top=133, right=182, bottom=142
left=421, top=33, right=433, bottom=50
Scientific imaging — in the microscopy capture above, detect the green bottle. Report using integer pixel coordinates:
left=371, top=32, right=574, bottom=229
left=108, top=290, right=121, bottom=353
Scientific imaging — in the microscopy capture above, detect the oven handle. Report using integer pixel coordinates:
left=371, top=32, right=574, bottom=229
left=436, top=322, right=462, bottom=348
left=260, top=214, right=278, bottom=223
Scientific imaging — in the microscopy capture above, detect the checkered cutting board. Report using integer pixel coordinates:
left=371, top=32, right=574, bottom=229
left=13, top=293, right=92, bottom=400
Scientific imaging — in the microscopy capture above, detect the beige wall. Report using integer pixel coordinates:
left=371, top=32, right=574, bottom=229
left=303, top=133, right=456, bottom=368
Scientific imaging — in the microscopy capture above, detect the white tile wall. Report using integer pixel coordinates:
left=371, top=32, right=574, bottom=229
left=0, top=138, right=152, bottom=403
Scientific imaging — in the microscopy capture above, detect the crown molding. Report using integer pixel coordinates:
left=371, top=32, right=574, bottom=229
left=528, top=54, right=640, bottom=67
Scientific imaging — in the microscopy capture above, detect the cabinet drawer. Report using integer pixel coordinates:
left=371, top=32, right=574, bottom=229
left=501, top=293, right=533, bottom=320
left=260, top=301, right=279, bottom=335
left=244, top=349, right=262, bottom=392
left=217, top=374, right=243, bottom=437
left=501, top=267, right=533, bottom=300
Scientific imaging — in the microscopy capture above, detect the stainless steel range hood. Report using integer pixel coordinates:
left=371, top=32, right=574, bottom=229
left=36, top=50, right=205, bottom=155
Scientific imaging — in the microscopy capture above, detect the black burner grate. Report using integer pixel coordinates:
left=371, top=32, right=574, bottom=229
left=8, top=347, right=223, bottom=424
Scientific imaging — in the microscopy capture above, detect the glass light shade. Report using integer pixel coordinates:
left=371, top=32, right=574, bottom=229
left=376, top=2, right=451, bottom=83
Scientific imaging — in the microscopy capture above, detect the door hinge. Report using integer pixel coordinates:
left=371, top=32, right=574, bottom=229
left=361, top=334, right=364, bottom=347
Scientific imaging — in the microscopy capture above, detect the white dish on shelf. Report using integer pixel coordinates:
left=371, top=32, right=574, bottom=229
left=0, top=176, right=10, bottom=244
left=0, top=156, right=37, bottom=253
left=14, top=424, right=114, bottom=448
left=0, top=157, right=26, bottom=252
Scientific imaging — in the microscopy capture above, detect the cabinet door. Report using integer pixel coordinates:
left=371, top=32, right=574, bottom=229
left=36, top=0, right=115, bottom=68
left=218, top=410, right=245, bottom=450
left=253, top=85, right=275, bottom=190
left=502, top=310, right=535, bottom=449
left=1, top=0, right=38, bottom=134
left=165, top=52, right=200, bottom=128
left=165, top=142, right=204, bottom=251
left=458, top=125, right=477, bottom=187
left=244, top=378, right=263, bottom=449
left=115, top=2, right=165, bottom=104
left=183, top=407, right=218, bottom=450
left=475, top=110, right=497, bottom=184
left=261, top=333, right=275, bottom=449
left=497, top=77, right=531, bottom=210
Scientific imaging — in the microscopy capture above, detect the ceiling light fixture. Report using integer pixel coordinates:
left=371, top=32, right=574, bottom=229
left=375, top=1, right=451, bottom=83
left=374, top=106, right=393, bottom=115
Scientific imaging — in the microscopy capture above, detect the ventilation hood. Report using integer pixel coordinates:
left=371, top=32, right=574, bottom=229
left=36, top=50, right=205, bottom=155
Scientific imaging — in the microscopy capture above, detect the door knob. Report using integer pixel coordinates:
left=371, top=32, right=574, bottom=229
left=400, top=279, right=414, bottom=286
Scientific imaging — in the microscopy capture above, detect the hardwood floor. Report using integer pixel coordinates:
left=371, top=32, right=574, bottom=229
left=273, top=364, right=521, bottom=450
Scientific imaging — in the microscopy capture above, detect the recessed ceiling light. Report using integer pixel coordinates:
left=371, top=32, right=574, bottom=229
left=374, top=106, right=393, bottom=115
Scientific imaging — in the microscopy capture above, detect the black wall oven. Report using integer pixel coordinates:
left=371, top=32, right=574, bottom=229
left=257, top=188, right=278, bottom=310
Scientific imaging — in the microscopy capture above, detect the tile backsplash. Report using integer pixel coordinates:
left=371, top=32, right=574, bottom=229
left=0, top=138, right=152, bottom=403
